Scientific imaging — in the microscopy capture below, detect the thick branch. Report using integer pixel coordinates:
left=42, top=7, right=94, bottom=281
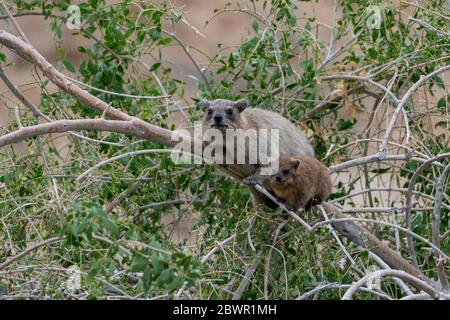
left=0, top=119, right=165, bottom=147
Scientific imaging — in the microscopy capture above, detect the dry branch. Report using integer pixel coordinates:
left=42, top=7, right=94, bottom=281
left=342, top=269, right=449, bottom=300
left=405, top=152, right=450, bottom=268
left=315, top=203, right=436, bottom=288
left=0, top=119, right=146, bottom=147
left=232, top=253, right=262, bottom=300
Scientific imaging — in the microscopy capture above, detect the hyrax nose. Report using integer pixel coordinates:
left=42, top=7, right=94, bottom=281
left=276, top=175, right=282, bottom=182
left=214, top=115, right=223, bottom=123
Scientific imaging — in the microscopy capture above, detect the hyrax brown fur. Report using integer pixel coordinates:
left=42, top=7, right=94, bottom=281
left=244, top=155, right=332, bottom=211
left=199, top=99, right=315, bottom=208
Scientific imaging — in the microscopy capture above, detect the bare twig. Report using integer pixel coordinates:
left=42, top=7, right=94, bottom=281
left=317, top=205, right=365, bottom=276
left=105, top=177, right=145, bottom=213
left=312, top=216, right=449, bottom=262
left=76, top=149, right=181, bottom=182
left=0, top=30, right=130, bottom=120
left=201, top=235, right=236, bottom=264
left=409, top=17, right=450, bottom=38
left=0, top=1, right=30, bottom=43
left=314, top=203, right=435, bottom=288
left=64, top=76, right=169, bottom=100
left=246, top=216, right=256, bottom=252
left=378, top=65, right=450, bottom=159
left=162, top=25, right=212, bottom=92
left=330, top=187, right=450, bottom=210
left=140, top=198, right=206, bottom=210
left=263, top=220, right=287, bottom=299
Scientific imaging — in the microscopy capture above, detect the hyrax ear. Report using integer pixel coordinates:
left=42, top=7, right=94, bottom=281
left=291, top=159, right=301, bottom=169
left=199, top=99, right=211, bottom=113
left=234, top=99, right=248, bottom=112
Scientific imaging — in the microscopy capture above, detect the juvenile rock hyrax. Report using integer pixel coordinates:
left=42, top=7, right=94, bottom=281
left=244, top=155, right=332, bottom=211
left=199, top=98, right=315, bottom=208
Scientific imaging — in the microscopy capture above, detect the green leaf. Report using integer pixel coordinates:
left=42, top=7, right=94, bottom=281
left=100, top=217, right=119, bottom=237
left=370, top=168, right=391, bottom=174
left=130, top=256, right=149, bottom=272
left=150, top=62, right=161, bottom=72
left=437, top=96, right=447, bottom=112
left=167, top=276, right=184, bottom=292
left=62, top=60, right=76, bottom=73
left=337, top=119, right=355, bottom=131
left=252, top=19, right=259, bottom=32
left=156, top=269, right=172, bottom=287
left=142, top=266, right=153, bottom=294
left=158, top=37, right=173, bottom=45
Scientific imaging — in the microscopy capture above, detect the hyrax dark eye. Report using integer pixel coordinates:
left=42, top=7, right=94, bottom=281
left=226, top=108, right=233, bottom=115
left=282, top=169, right=290, bottom=175
left=207, top=108, right=213, bottom=115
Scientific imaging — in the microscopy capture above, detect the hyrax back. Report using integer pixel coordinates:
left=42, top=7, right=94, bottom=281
left=249, top=155, right=332, bottom=211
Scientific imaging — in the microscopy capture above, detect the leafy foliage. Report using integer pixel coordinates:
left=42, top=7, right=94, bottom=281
left=0, top=0, right=449, bottom=299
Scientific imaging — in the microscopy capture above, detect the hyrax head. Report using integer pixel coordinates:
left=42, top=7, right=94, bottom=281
left=268, top=156, right=301, bottom=187
left=200, top=98, right=248, bottom=131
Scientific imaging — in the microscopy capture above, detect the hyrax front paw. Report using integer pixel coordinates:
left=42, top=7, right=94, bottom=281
left=243, top=177, right=258, bottom=185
